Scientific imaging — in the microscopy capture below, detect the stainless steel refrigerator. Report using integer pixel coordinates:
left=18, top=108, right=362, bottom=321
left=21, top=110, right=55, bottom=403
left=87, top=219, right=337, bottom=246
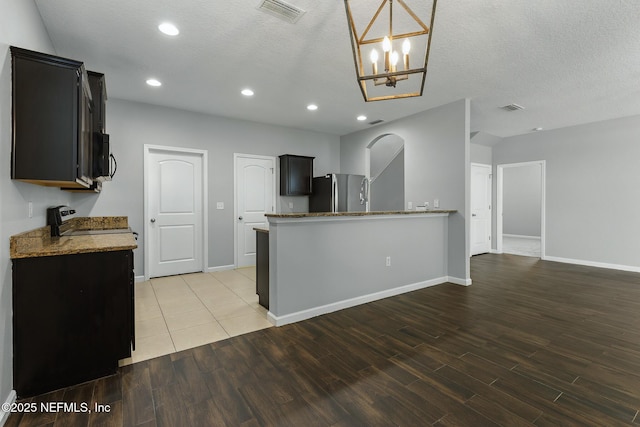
left=309, top=174, right=368, bottom=213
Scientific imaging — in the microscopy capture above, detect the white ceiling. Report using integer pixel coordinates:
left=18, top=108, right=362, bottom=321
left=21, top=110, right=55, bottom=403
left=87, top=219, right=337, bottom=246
left=34, top=0, right=640, bottom=138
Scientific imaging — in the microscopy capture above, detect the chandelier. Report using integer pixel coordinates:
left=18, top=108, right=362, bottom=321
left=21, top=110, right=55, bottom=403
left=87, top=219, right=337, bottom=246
left=343, top=0, right=438, bottom=102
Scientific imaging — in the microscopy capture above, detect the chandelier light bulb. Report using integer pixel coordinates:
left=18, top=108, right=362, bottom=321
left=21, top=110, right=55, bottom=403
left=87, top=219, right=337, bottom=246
left=382, top=36, right=392, bottom=52
left=402, top=39, right=411, bottom=55
left=370, top=49, right=379, bottom=75
left=402, top=39, right=411, bottom=70
left=370, top=49, right=379, bottom=63
left=390, top=51, right=399, bottom=66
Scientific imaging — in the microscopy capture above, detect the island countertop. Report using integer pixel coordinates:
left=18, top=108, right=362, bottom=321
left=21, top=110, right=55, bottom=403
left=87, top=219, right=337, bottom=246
left=265, top=210, right=456, bottom=219
left=10, top=216, right=138, bottom=259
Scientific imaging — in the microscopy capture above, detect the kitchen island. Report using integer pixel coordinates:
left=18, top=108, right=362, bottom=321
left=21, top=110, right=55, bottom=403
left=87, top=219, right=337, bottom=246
left=265, top=210, right=460, bottom=326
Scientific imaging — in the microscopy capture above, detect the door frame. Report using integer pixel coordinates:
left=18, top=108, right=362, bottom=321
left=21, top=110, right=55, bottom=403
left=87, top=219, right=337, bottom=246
left=233, top=153, right=277, bottom=268
left=470, top=162, right=492, bottom=256
left=143, top=144, right=209, bottom=280
left=496, top=160, right=546, bottom=258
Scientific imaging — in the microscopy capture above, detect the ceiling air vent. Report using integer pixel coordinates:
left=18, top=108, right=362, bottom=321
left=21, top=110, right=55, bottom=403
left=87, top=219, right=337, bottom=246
left=257, top=0, right=306, bottom=23
left=500, top=103, right=525, bottom=111
left=369, top=119, right=384, bottom=125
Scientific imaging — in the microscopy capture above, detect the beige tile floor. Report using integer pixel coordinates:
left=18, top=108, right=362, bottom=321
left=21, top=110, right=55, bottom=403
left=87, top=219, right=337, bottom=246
left=120, top=266, right=272, bottom=365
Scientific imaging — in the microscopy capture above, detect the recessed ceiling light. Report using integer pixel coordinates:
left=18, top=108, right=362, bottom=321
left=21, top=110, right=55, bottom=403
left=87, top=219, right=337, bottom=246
left=533, top=127, right=543, bottom=131
left=307, top=104, right=318, bottom=111
left=158, top=22, right=179, bottom=36
left=241, top=89, right=254, bottom=97
left=146, top=78, right=162, bottom=87
left=357, top=115, right=367, bottom=121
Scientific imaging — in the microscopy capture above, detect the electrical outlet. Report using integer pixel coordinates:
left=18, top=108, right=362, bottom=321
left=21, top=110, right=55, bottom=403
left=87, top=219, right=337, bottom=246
left=288, top=202, right=294, bottom=209
left=408, top=201, right=413, bottom=210
left=386, top=256, right=391, bottom=267
left=434, top=199, right=439, bottom=208
left=216, top=202, right=224, bottom=210
left=424, top=201, right=430, bottom=209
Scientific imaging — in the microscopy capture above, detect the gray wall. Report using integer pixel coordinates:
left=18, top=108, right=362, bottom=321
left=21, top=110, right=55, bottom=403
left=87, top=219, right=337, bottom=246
left=493, top=115, right=640, bottom=268
left=269, top=214, right=448, bottom=323
left=341, top=99, right=470, bottom=282
left=470, top=143, right=493, bottom=165
left=503, top=164, right=541, bottom=237
left=75, top=99, right=341, bottom=274
left=0, top=0, right=66, bottom=411
left=371, top=148, right=404, bottom=211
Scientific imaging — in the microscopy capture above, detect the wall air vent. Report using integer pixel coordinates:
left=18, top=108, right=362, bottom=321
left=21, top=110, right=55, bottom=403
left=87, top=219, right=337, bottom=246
left=368, top=119, right=384, bottom=125
left=500, top=103, right=525, bottom=111
left=257, top=0, right=306, bottom=23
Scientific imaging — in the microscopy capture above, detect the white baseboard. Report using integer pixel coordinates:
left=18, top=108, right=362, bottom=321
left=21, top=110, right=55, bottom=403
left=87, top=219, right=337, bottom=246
left=267, top=277, right=448, bottom=327
left=208, top=264, right=235, bottom=273
left=135, top=275, right=146, bottom=283
left=448, top=276, right=472, bottom=286
left=0, top=390, right=17, bottom=426
left=543, top=255, right=640, bottom=273
left=503, top=234, right=541, bottom=240
left=490, top=249, right=502, bottom=254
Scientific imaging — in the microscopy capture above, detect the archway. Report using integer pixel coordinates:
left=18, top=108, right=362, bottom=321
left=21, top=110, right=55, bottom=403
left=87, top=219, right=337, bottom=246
left=366, top=134, right=405, bottom=211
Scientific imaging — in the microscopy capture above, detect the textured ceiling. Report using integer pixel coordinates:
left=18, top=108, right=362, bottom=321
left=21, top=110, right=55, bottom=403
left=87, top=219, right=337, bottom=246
left=34, top=0, right=640, bottom=137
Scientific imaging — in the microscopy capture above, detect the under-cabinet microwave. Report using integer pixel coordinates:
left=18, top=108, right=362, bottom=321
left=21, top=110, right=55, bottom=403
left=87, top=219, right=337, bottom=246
left=93, top=132, right=116, bottom=181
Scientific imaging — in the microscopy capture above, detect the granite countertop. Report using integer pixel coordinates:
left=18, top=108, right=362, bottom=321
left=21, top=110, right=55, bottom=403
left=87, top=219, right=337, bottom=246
left=253, top=226, right=269, bottom=233
left=10, top=216, right=138, bottom=259
left=265, top=210, right=456, bottom=219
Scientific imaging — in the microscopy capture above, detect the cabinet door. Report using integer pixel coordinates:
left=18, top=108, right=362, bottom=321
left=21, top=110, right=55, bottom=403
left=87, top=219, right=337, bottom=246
left=256, top=231, right=269, bottom=309
left=12, top=51, right=79, bottom=182
left=11, top=46, right=93, bottom=188
left=280, top=155, right=314, bottom=196
left=88, top=71, right=106, bottom=132
left=12, top=250, right=132, bottom=397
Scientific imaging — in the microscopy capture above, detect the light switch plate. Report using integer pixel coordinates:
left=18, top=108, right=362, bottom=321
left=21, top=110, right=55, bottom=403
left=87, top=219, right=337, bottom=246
left=216, top=202, right=224, bottom=210
left=434, top=199, right=439, bottom=208
left=408, top=201, right=413, bottom=210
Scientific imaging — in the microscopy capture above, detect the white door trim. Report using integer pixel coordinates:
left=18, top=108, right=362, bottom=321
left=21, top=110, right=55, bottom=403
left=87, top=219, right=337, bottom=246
left=470, top=162, right=492, bottom=256
left=143, top=144, right=209, bottom=280
left=496, top=160, right=546, bottom=259
left=233, top=153, right=277, bottom=268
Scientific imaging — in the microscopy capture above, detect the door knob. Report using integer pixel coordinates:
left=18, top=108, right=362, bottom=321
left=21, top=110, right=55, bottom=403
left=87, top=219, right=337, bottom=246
left=238, top=216, right=243, bottom=221
left=150, top=218, right=156, bottom=223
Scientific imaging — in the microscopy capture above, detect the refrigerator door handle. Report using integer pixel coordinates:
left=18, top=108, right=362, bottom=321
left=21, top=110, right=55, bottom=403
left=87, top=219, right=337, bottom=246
left=332, top=174, right=338, bottom=212
left=360, top=177, right=369, bottom=205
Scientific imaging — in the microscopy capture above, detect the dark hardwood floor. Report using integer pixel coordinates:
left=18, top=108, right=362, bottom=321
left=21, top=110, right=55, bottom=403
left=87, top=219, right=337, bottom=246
left=7, top=254, right=640, bottom=426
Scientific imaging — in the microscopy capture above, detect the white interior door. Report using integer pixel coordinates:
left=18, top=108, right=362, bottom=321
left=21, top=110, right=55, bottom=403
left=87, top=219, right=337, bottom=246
left=235, top=154, right=275, bottom=267
left=471, top=163, right=492, bottom=256
left=146, top=147, right=206, bottom=278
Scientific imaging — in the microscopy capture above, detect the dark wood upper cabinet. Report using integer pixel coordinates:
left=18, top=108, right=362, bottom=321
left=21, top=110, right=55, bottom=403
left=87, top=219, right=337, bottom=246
left=279, top=154, right=314, bottom=196
left=11, top=46, right=93, bottom=189
left=87, top=71, right=107, bottom=133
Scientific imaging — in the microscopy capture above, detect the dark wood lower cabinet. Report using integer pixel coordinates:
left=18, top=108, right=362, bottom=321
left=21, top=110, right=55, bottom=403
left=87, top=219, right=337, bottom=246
left=12, top=250, right=134, bottom=398
left=256, top=230, right=269, bottom=309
